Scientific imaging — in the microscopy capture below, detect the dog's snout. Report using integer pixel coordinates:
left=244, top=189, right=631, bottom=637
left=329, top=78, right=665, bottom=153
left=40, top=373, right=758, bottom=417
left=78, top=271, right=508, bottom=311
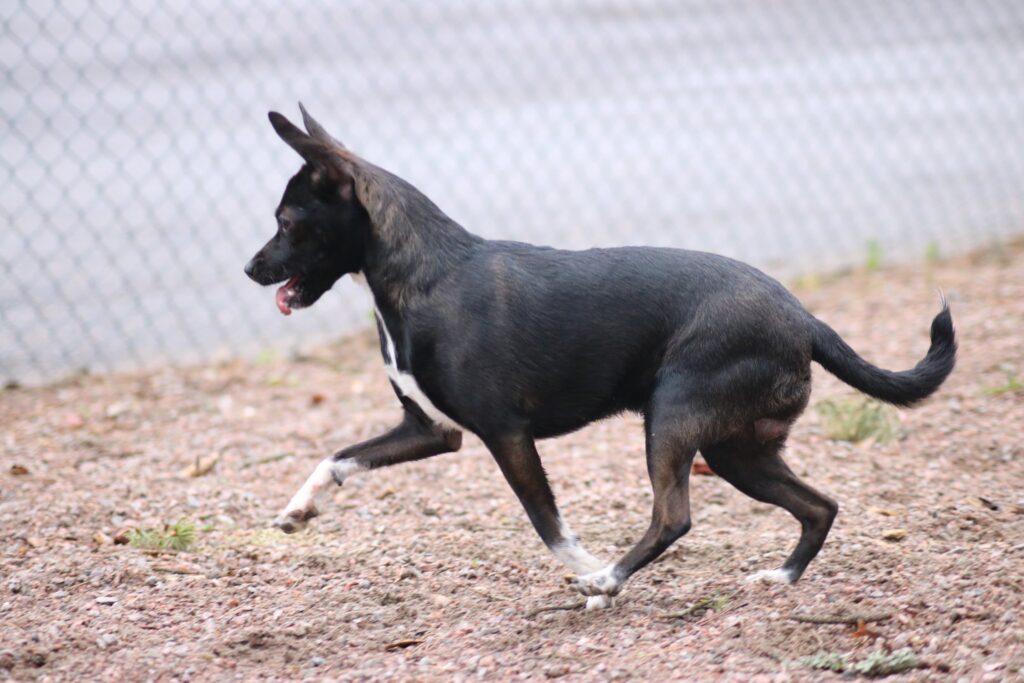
left=244, top=257, right=261, bottom=280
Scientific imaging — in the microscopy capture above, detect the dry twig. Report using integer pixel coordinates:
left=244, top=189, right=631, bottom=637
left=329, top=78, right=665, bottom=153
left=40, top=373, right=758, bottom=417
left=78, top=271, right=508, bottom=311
left=151, top=564, right=203, bottom=575
left=525, top=603, right=584, bottom=619
left=788, top=611, right=892, bottom=625
left=240, top=452, right=291, bottom=469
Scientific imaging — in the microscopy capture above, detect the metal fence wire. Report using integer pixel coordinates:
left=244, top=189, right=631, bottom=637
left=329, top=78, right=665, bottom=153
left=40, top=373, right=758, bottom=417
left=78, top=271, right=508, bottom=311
left=3, top=0, right=1024, bottom=385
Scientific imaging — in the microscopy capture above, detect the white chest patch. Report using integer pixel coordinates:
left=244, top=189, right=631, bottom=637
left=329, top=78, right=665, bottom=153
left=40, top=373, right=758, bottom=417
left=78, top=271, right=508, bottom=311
left=374, top=307, right=464, bottom=432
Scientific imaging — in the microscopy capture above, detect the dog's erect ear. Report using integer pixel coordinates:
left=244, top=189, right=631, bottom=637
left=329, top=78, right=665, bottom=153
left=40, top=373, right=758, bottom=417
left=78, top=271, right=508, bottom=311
left=269, top=110, right=322, bottom=158
left=298, top=102, right=345, bottom=149
left=269, top=109, right=355, bottom=199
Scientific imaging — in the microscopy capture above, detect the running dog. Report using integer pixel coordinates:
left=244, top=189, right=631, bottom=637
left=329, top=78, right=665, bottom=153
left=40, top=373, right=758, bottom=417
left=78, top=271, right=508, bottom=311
left=245, top=105, right=956, bottom=608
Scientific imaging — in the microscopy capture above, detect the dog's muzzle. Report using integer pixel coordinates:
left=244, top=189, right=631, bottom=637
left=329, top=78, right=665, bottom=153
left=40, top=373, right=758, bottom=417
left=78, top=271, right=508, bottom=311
left=244, top=257, right=261, bottom=281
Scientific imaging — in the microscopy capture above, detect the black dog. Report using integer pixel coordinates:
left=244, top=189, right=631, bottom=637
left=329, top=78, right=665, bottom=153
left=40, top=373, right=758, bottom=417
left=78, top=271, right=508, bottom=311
left=245, top=105, right=956, bottom=608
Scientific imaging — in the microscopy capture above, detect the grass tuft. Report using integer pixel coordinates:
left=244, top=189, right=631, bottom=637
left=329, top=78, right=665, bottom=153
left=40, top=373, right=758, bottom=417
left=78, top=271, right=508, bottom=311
left=801, top=652, right=848, bottom=672
left=852, top=648, right=920, bottom=676
left=127, top=519, right=196, bottom=552
left=817, top=395, right=899, bottom=443
left=802, top=649, right=920, bottom=677
left=865, top=239, right=883, bottom=272
left=981, top=367, right=1023, bottom=397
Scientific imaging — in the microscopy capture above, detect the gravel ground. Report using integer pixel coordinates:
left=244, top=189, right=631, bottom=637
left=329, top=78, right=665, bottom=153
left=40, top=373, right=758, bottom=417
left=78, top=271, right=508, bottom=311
left=2, top=243, right=1023, bottom=682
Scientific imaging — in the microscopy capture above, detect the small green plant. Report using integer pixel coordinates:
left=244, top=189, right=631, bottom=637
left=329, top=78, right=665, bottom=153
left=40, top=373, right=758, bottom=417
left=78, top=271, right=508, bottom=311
left=802, top=652, right=848, bottom=673
left=661, top=592, right=734, bottom=620
left=817, top=395, right=899, bottom=443
left=127, top=519, right=196, bottom=552
left=253, top=349, right=277, bottom=365
left=792, top=272, right=823, bottom=291
left=802, top=649, right=920, bottom=677
left=852, top=649, right=920, bottom=676
left=982, top=367, right=1023, bottom=397
left=707, top=593, right=732, bottom=611
left=865, top=239, right=883, bottom=272
left=924, top=241, right=940, bottom=266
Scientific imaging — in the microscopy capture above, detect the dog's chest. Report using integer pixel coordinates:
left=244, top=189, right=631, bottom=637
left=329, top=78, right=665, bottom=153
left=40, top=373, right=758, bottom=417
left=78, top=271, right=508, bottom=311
left=373, top=308, right=463, bottom=432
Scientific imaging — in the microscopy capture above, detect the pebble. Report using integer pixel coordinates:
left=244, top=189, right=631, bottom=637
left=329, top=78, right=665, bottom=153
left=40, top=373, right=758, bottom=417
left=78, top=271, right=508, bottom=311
left=7, top=579, right=21, bottom=594
left=97, top=634, right=119, bottom=649
left=95, top=596, right=118, bottom=605
left=310, top=656, right=326, bottom=667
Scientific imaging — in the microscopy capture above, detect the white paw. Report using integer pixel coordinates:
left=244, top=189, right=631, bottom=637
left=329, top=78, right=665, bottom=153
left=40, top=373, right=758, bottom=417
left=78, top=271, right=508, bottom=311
left=570, top=566, right=621, bottom=597
left=272, top=506, right=318, bottom=534
left=745, top=568, right=796, bottom=585
left=585, top=595, right=615, bottom=610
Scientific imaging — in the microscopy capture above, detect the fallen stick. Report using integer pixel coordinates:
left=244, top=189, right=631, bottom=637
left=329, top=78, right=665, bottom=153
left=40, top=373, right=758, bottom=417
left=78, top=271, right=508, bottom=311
left=384, top=639, right=424, bottom=652
left=658, top=601, right=713, bottom=621
left=788, top=611, right=892, bottom=625
left=73, top=450, right=142, bottom=468
left=949, top=610, right=993, bottom=624
left=241, top=452, right=291, bottom=469
left=658, top=593, right=737, bottom=621
left=525, top=603, right=584, bottom=619
left=151, top=564, right=203, bottom=575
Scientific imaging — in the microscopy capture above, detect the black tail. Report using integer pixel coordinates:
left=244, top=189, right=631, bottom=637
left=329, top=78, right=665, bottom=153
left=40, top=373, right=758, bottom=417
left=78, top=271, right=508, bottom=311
left=810, top=304, right=957, bottom=407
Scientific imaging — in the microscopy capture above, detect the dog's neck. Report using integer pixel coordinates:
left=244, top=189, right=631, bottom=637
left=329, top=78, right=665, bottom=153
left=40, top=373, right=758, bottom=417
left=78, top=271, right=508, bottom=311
left=355, top=167, right=481, bottom=311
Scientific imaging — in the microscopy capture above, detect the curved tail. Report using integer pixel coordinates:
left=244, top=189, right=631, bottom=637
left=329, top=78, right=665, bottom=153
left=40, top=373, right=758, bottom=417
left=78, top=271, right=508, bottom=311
left=810, top=304, right=957, bottom=407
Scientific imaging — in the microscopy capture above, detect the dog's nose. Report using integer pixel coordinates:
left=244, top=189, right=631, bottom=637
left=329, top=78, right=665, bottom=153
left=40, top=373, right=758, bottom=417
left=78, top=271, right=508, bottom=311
left=244, top=258, right=259, bottom=279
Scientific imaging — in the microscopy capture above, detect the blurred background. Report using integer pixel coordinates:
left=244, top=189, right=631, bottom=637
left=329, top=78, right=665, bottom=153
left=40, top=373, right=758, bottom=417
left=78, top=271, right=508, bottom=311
left=3, top=0, right=1023, bottom=385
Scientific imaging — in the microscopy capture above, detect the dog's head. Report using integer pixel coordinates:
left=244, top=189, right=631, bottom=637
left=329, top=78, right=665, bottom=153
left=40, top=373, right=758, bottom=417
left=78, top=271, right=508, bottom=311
left=244, top=104, right=370, bottom=315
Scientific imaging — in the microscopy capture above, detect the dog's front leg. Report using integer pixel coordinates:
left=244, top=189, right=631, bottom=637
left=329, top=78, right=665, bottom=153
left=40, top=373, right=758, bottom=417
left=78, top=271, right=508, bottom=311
left=485, top=432, right=613, bottom=609
left=273, top=409, right=461, bottom=533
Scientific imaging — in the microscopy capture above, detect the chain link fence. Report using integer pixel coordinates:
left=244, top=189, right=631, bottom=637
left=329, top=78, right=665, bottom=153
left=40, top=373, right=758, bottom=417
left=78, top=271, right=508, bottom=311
left=3, top=0, right=1023, bottom=385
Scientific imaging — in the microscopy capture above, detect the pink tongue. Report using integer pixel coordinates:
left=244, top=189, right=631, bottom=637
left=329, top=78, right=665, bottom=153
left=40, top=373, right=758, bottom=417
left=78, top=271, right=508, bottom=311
left=275, top=277, right=299, bottom=316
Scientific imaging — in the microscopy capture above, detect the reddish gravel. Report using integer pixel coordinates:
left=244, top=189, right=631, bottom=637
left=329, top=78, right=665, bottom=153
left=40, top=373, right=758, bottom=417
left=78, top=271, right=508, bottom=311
left=2, top=243, right=1023, bottom=681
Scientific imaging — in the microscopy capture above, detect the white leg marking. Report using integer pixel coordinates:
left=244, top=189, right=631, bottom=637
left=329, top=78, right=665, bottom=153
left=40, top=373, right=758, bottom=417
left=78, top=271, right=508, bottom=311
left=745, top=568, right=796, bottom=585
left=549, top=518, right=605, bottom=574
left=571, top=565, right=622, bottom=597
left=375, top=308, right=465, bottom=432
left=273, top=458, right=363, bottom=533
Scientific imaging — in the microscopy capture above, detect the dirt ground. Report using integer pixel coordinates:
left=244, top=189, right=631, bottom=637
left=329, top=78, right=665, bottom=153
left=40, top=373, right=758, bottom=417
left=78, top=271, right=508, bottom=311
left=2, top=243, right=1023, bottom=682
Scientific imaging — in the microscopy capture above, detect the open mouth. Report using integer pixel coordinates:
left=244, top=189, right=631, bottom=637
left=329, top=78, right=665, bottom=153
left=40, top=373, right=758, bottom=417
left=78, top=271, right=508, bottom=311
left=275, top=275, right=302, bottom=316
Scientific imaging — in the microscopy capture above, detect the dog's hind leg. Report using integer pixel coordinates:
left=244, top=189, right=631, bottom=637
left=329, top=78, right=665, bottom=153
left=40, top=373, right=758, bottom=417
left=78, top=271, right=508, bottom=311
left=273, top=409, right=461, bottom=533
left=701, top=436, right=838, bottom=584
left=570, top=385, right=698, bottom=600
left=485, top=432, right=612, bottom=608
